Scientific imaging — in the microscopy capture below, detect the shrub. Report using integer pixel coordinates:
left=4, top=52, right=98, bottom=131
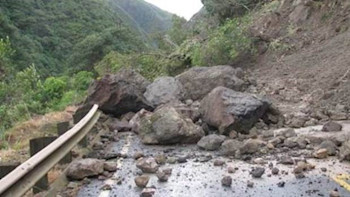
left=73, top=71, right=94, bottom=91
left=202, top=0, right=262, bottom=21
left=94, top=51, right=132, bottom=76
left=189, top=15, right=254, bottom=66
left=43, top=76, right=67, bottom=101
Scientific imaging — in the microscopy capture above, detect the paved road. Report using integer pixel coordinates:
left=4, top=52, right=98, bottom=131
left=77, top=131, right=350, bottom=197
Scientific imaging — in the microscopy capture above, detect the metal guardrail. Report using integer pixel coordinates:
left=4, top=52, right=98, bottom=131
left=0, top=104, right=101, bottom=197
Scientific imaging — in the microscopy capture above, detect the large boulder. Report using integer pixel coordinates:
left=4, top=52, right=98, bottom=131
left=144, top=77, right=185, bottom=106
left=84, top=69, right=153, bottom=117
left=66, top=159, right=104, bottom=180
left=139, top=107, right=205, bottom=144
left=176, top=66, right=244, bottom=100
left=197, top=134, right=226, bottom=151
left=200, top=87, right=270, bottom=134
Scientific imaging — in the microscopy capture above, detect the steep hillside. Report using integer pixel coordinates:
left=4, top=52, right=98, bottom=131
left=248, top=0, right=350, bottom=116
left=0, top=0, right=173, bottom=76
left=183, top=0, right=350, bottom=125
left=111, top=0, right=173, bottom=34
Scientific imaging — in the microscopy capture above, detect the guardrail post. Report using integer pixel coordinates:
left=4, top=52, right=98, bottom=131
left=0, top=162, right=20, bottom=179
left=57, top=121, right=72, bottom=164
left=29, top=137, right=57, bottom=194
left=73, top=106, right=91, bottom=147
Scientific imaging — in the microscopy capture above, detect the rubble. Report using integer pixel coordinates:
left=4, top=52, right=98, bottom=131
left=251, top=167, right=265, bottom=178
left=66, top=159, right=104, bottom=180
left=197, top=134, right=226, bottom=151
left=156, top=169, right=170, bottom=182
left=136, top=157, right=159, bottom=173
left=134, top=175, right=150, bottom=188
left=221, top=176, right=232, bottom=187
left=322, top=121, right=342, bottom=132
left=140, top=188, right=156, bottom=197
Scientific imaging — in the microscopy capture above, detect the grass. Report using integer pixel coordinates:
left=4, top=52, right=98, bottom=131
left=0, top=106, right=76, bottom=162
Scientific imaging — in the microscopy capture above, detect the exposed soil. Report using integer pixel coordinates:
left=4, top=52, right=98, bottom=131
left=248, top=0, right=350, bottom=115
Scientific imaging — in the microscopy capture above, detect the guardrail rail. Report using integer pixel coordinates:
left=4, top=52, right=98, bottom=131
left=0, top=104, right=100, bottom=197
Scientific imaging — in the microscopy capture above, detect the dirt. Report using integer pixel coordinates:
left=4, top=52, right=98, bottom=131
left=246, top=0, right=350, bottom=116
left=0, top=106, right=76, bottom=163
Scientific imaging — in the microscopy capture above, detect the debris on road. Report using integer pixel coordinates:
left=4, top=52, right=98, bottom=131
left=134, top=175, right=150, bottom=188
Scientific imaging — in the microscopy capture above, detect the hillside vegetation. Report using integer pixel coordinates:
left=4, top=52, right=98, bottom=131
left=0, top=0, right=174, bottom=141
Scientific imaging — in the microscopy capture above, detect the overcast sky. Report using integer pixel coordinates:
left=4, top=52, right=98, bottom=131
left=144, top=0, right=203, bottom=20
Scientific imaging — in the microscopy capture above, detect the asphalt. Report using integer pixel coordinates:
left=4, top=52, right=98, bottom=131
left=76, top=130, right=350, bottom=197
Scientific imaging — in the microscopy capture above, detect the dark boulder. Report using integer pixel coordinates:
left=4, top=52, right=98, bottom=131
left=84, top=69, right=153, bottom=117
left=200, top=86, right=270, bottom=134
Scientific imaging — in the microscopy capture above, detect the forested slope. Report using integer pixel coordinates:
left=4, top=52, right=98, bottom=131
left=0, top=0, right=173, bottom=76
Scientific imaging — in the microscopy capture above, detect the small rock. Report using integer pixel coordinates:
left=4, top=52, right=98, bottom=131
left=100, top=184, right=112, bottom=190
left=275, top=128, right=297, bottom=138
left=167, top=157, right=177, bottom=164
left=155, top=154, right=167, bottom=165
left=221, top=176, right=232, bottom=187
left=228, top=166, right=236, bottom=174
left=269, top=137, right=284, bottom=146
left=214, top=159, right=225, bottom=166
left=140, top=188, right=156, bottom=197
left=251, top=167, right=265, bottom=178
left=271, top=168, right=279, bottom=175
left=240, top=139, right=266, bottom=154
left=247, top=180, right=254, bottom=188
left=229, top=130, right=238, bottom=139
left=136, top=157, right=159, bottom=173
left=197, top=134, right=226, bottom=151
left=277, top=181, right=285, bottom=187
left=313, top=148, right=328, bottom=159
left=295, top=173, right=305, bottom=179
left=221, top=139, right=242, bottom=156
left=318, top=140, right=337, bottom=156
left=104, top=162, right=117, bottom=172
left=321, top=167, right=327, bottom=172
left=253, top=158, right=266, bottom=165
left=134, top=152, right=144, bottom=160
left=134, top=175, right=150, bottom=188
left=67, top=182, right=79, bottom=189
left=156, top=170, right=169, bottom=182
left=162, top=168, right=173, bottom=175
left=267, top=143, right=275, bottom=149
left=280, top=156, right=294, bottom=165
left=66, top=159, right=104, bottom=180
left=92, top=142, right=104, bottom=150
left=329, top=189, right=340, bottom=197
left=177, top=156, right=188, bottom=163
left=322, top=121, right=342, bottom=132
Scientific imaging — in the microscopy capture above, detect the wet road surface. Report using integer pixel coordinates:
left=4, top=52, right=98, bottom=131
left=77, top=131, right=350, bottom=197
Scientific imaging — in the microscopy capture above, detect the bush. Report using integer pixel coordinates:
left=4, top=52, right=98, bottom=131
left=73, top=71, right=94, bottom=91
left=43, top=76, right=67, bottom=101
left=189, top=16, right=254, bottom=66
left=95, top=52, right=168, bottom=80
left=202, top=0, right=262, bottom=21
left=94, top=51, right=132, bottom=76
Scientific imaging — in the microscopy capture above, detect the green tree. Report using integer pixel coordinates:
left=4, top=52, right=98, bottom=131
left=201, top=0, right=262, bottom=21
left=168, top=15, right=188, bottom=46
